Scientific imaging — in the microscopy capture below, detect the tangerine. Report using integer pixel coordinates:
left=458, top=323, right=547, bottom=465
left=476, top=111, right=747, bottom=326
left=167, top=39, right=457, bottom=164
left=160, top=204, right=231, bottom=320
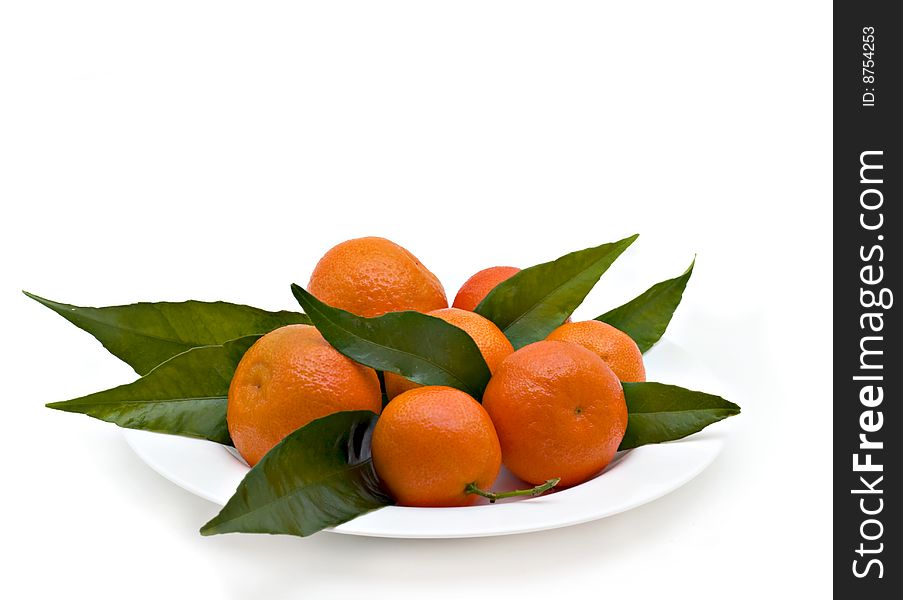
left=452, top=266, right=520, bottom=311
left=547, top=320, right=646, bottom=382
left=482, top=340, right=627, bottom=487
left=371, top=386, right=501, bottom=507
left=308, top=237, right=447, bottom=317
left=227, top=324, right=381, bottom=466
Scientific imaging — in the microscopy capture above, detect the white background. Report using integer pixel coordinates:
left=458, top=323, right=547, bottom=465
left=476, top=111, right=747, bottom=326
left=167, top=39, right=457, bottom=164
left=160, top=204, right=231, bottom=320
left=1, top=2, right=831, bottom=598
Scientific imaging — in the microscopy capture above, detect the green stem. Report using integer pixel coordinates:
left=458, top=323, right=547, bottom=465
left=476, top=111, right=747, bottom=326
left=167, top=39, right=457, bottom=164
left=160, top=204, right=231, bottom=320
left=465, top=478, right=561, bottom=504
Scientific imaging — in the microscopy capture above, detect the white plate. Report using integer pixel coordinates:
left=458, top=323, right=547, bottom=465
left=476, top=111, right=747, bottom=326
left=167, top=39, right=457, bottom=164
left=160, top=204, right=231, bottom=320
left=123, top=339, right=731, bottom=538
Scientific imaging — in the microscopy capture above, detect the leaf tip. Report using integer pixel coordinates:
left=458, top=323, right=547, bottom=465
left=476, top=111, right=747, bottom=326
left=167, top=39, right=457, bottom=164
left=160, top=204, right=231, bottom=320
left=622, top=233, right=640, bottom=246
left=198, top=520, right=219, bottom=536
left=23, top=291, right=67, bottom=313
left=290, top=283, right=309, bottom=305
left=22, top=290, right=45, bottom=304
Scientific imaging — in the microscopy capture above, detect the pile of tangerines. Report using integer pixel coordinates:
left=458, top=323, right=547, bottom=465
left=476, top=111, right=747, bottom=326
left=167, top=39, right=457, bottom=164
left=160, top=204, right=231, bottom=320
left=229, top=237, right=646, bottom=507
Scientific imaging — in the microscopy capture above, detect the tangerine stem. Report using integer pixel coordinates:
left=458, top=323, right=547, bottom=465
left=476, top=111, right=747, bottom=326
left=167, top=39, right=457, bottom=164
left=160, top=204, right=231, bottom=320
left=465, top=478, right=561, bottom=503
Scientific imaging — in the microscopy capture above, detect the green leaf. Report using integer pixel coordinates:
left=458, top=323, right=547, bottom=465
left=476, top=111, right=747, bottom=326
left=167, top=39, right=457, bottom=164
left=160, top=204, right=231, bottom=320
left=200, top=410, right=392, bottom=537
left=474, top=235, right=639, bottom=349
left=619, top=382, right=740, bottom=450
left=46, top=335, right=260, bottom=444
left=595, top=259, right=694, bottom=353
left=24, top=291, right=309, bottom=375
left=291, top=285, right=491, bottom=398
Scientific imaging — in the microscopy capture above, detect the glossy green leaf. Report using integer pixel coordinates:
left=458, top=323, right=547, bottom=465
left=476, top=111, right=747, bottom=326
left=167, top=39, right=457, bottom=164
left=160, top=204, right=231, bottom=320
left=200, top=410, right=392, bottom=537
left=24, top=291, right=309, bottom=375
left=619, top=382, right=740, bottom=450
left=291, top=285, right=491, bottom=398
left=595, top=259, right=694, bottom=353
left=46, top=335, right=260, bottom=444
left=474, top=235, right=639, bottom=349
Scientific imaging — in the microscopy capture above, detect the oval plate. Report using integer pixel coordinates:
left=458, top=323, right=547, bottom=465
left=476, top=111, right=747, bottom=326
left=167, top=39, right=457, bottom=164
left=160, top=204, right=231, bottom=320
left=123, top=339, right=731, bottom=538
